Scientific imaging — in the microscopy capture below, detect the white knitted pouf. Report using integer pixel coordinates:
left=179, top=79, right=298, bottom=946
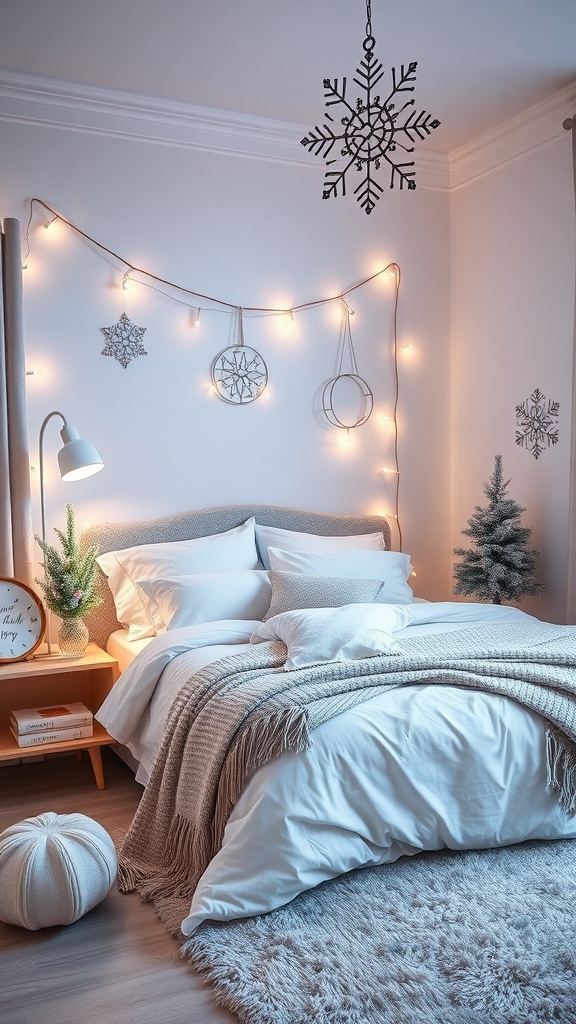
left=0, top=811, right=118, bottom=930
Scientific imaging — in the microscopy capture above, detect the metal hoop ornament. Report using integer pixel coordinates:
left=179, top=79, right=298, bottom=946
left=322, top=373, right=374, bottom=429
left=210, top=308, right=268, bottom=405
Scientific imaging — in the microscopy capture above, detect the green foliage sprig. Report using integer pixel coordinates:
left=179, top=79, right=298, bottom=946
left=35, top=503, right=102, bottom=619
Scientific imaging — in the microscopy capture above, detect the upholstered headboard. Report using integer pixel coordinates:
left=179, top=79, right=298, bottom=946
left=81, top=504, right=391, bottom=649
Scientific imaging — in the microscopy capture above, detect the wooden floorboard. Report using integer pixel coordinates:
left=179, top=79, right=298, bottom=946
left=0, top=748, right=238, bottom=1024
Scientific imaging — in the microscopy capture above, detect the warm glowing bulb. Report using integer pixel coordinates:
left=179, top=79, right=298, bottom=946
left=382, top=467, right=399, bottom=475
left=26, top=368, right=44, bottom=377
left=44, top=216, right=57, bottom=230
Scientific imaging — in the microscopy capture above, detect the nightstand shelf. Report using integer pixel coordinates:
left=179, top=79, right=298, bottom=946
left=0, top=643, right=119, bottom=789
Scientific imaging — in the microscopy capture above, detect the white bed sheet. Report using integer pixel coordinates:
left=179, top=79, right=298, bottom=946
left=96, top=602, right=576, bottom=933
left=107, top=628, right=152, bottom=674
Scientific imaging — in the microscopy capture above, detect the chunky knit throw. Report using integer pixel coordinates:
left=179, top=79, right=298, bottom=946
left=118, top=619, right=576, bottom=937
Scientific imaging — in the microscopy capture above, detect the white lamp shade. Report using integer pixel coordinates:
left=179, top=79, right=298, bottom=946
left=58, top=423, right=104, bottom=481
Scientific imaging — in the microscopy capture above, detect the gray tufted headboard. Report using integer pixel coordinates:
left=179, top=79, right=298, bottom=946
left=81, top=504, right=391, bottom=649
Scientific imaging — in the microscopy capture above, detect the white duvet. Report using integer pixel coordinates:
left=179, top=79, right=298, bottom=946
left=96, top=601, right=576, bottom=935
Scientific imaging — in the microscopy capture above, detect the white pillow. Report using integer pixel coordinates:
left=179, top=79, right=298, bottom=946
left=251, top=603, right=415, bottom=669
left=97, top=518, right=259, bottom=640
left=267, top=547, right=414, bottom=604
left=137, top=570, right=272, bottom=631
left=264, top=570, right=383, bottom=621
left=255, top=523, right=385, bottom=570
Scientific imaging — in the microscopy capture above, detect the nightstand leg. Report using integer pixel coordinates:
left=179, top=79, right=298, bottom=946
left=87, top=746, right=106, bottom=790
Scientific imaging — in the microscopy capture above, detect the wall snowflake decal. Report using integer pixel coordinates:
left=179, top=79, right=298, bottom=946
left=101, top=312, right=147, bottom=368
left=515, top=387, right=559, bottom=460
left=301, top=0, right=440, bottom=214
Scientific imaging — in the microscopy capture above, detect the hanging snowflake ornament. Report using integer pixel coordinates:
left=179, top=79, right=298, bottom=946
left=101, top=311, right=147, bottom=368
left=301, top=0, right=440, bottom=214
left=515, top=387, right=559, bottom=460
left=211, top=308, right=268, bottom=405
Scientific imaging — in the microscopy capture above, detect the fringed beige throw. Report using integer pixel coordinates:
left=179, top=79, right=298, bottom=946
left=118, top=619, right=576, bottom=937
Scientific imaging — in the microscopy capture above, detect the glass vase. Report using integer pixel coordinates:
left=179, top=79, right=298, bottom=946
left=58, top=617, right=89, bottom=659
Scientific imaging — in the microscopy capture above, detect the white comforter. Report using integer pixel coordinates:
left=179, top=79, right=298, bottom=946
left=96, top=602, right=576, bottom=934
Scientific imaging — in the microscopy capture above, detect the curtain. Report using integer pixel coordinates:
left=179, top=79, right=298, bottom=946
left=0, top=217, right=34, bottom=586
left=565, top=116, right=576, bottom=624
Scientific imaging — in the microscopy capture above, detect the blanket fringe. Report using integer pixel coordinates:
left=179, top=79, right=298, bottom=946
left=546, top=728, right=576, bottom=815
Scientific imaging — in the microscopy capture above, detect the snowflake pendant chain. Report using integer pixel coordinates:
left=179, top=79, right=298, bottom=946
left=301, top=0, right=440, bottom=213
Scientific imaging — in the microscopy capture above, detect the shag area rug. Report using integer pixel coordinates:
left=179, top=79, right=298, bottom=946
left=183, top=840, right=576, bottom=1024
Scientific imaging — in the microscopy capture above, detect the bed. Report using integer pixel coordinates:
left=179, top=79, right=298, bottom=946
left=84, top=504, right=576, bottom=942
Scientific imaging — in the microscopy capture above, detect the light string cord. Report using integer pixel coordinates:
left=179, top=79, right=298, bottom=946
left=24, top=197, right=404, bottom=546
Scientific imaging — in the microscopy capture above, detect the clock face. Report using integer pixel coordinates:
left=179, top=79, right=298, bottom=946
left=0, top=578, right=46, bottom=663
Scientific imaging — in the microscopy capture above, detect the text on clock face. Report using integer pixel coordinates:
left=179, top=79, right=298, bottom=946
left=1, top=631, right=19, bottom=643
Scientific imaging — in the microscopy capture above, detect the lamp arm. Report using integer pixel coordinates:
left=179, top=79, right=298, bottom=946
left=38, top=411, right=67, bottom=551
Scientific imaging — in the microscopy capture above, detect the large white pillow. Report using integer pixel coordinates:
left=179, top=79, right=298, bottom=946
left=137, top=570, right=272, bottom=631
left=251, top=603, right=415, bottom=669
left=255, top=523, right=385, bottom=570
left=97, top=518, right=259, bottom=640
left=267, top=547, right=415, bottom=604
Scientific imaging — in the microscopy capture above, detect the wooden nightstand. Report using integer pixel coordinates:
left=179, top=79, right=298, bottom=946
left=0, top=643, right=119, bottom=790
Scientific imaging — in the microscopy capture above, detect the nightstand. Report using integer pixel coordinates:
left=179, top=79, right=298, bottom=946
left=0, top=643, right=119, bottom=790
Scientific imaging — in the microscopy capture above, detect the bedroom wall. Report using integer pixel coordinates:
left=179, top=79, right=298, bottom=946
left=451, top=125, right=575, bottom=624
left=0, top=111, right=452, bottom=612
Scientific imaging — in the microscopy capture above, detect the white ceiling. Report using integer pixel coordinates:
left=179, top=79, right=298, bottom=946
left=0, top=0, right=575, bottom=153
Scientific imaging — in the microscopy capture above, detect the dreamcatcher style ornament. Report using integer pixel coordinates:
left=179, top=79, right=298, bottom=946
left=101, top=311, right=147, bottom=368
left=322, top=301, right=373, bottom=431
left=301, top=0, right=441, bottom=213
left=211, top=308, right=268, bottom=405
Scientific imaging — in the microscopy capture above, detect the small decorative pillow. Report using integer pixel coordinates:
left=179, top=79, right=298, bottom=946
left=252, top=602, right=415, bottom=669
left=264, top=570, right=382, bottom=621
left=137, top=570, right=272, bottom=631
left=255, top=523, right=385, bottom=570
left=267, top=547, right=414, bottom=604
left=0, top=811, right=117, bottom=930
left=97, top=518, right=259, bottom=640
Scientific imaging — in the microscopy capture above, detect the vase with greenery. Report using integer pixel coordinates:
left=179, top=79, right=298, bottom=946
left=35, top=503, right=102, bottom=657
left=453, top=454, right=545, bottom=605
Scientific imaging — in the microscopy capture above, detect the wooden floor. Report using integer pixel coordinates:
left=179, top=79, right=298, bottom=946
left=0, top=748, right=238, bottom=1024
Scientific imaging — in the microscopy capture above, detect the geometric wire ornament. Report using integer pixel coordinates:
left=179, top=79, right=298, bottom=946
left=321, top=301, right=373, bottom=429
left=211, top=307, right=268, bottom=405
left=101, top=311, right=147, bottom=369
left=301, top=0, right=441, bottom=214
left=515, top=387, right=559, bottom=460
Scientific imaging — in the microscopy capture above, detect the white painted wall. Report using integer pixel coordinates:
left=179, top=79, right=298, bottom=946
left=451, top=131, right=575, bottom=623
left=0, top=115, right=452, bottom=609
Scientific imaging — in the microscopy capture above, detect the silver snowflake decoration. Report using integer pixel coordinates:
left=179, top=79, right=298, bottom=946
left=101, top=312, right=147, bottom=368
left=301, top=4, right=440, bottom=214
left=211, top=345, right=268, bottom=405
left=515, top=387, right=559, bottom=460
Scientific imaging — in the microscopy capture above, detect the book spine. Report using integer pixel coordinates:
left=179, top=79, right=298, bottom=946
left=10, top=712, right=93, bottom=733
left=10, top=724, right=94, bottom=747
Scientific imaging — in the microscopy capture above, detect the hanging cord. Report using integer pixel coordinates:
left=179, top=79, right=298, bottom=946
left=389, top=263, right=403, bottom=551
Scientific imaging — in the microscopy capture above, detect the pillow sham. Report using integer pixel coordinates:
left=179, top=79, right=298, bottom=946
left=254, top=523, right=385, bottom=570
left=97, top=518, right=259, bottom=640
left=252, top=602, right=415, bottom=669
left=267, top=547, right=414, bottom=605
left=137, top=570, right=272, bottom=631
left=264, top=570, right=382, bottom=621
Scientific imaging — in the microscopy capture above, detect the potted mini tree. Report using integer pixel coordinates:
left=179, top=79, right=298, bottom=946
left=453, top=455, right=544, bottom=605
left=35, top=503, right=102, bottom=657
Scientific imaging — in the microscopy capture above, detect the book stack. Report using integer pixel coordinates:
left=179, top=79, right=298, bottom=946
left=9, top=701, right=94, bottom=747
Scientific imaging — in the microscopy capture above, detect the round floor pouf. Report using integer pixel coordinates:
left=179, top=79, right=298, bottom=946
left=0, top=811, right=118, bottom=930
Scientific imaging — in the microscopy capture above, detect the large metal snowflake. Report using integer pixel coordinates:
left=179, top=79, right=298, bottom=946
left=301, top=3, right=440, bottom=214
left=101, top=312, right=147, bottom=368
left=515, top=387, right=559, bottom=460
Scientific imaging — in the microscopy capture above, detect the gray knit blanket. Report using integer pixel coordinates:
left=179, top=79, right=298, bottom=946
left=118, top=619, right=576, bottom=937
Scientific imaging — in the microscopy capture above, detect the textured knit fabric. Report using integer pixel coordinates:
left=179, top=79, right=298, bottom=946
left=118, top=618, right=576, bottom=937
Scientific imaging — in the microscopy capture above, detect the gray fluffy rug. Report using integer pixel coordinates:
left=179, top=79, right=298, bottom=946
left=183, top=840, right=576, bottom=1024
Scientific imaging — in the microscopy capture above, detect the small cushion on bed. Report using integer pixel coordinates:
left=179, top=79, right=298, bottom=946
left=264, top=570, right=382, bottom=621
left=252, top=602, right=415, bottom=669
left=97, top=518, right=259, bottom=641
left=255, top=523, right=384, bottom=570
left=137, top=570, right=272, bottom=631
left=267, top=548, right=415, bottom=605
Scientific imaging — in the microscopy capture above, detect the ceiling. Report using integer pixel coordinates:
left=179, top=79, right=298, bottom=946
left=0, top=0, right=575, bottom=153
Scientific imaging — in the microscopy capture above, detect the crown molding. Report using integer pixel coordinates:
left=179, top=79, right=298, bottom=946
left=449, top=80, right=576, bottom=189
left=0, top=68, right=449, bottom=188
